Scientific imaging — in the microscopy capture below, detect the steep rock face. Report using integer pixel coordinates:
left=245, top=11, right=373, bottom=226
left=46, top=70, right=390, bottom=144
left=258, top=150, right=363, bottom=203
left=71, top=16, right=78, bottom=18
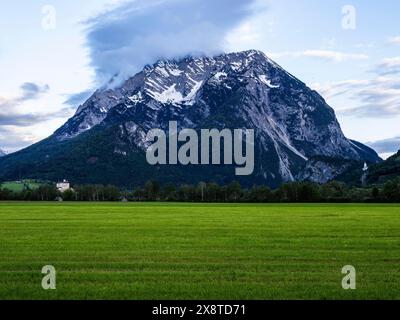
left=0, top=50, right=381, bottom=187
left=296, top=156, right=361, bottom=184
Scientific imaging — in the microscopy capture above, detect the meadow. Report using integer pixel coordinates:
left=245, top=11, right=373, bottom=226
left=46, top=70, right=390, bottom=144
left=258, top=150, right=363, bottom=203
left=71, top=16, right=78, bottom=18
left=0, top=180, right=42, bottom=192
left=0, top=202, right=399, bottom=300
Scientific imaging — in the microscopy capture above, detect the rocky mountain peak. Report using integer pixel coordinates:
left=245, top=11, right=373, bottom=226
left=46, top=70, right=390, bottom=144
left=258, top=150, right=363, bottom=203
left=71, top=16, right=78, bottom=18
left=55, top=50, right=297, bottom=140
left=0, top=50, right=381, bottom=187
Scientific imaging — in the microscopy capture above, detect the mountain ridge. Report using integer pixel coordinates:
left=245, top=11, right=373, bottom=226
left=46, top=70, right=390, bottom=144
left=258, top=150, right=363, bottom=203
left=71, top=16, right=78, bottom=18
left=0, top=50, right=381, bottom=187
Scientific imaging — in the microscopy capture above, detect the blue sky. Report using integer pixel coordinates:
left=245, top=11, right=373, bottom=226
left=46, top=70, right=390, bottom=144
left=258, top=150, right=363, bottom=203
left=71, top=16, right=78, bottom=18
left=0, top=0, right=399, bottom=158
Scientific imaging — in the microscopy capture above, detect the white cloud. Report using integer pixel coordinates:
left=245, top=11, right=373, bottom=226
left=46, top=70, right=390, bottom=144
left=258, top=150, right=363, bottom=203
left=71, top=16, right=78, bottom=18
left=312, top=56, right=400, bottom=118
left=0, top=126, right=40, bottom=152
left=312, top=76, right=400, bottom=117
left=387, top=36, right=400, bottom=45
left=269, top=50, right=368, bottom=62
left=321, top=38, right=337, bottom=50
left=226, top=22, right=262, bottom=46
left=354, top=42, right=375, bottom=49
left=85, top=0, right=260, bottom=86
left=311, top=80, right=370, bottom=100
left=374, top=57, right=400, bottom=75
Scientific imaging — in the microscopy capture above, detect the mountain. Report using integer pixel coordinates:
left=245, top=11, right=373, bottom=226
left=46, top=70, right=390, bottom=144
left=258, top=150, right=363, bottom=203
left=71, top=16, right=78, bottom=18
left=0, top=50, right=381, bottom=188
left=365, top=150, right=400, bottom=184
left=329, top=150, right=400, bottom=186
left=0, top=149, right=6, bottom=157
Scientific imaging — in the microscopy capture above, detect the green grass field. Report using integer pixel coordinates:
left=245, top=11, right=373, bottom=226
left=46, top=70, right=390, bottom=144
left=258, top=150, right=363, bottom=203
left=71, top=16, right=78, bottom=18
left=0, top=180, right=42, bottom=192
left=0, top=202, right=399, bottom=300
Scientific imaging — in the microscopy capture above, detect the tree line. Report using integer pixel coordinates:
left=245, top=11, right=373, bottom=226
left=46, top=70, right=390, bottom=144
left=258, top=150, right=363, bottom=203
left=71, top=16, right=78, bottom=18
left=1, top=177, right=400, bottom=202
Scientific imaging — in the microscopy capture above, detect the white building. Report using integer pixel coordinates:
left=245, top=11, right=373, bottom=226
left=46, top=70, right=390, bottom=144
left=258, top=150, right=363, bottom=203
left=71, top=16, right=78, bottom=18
left=56, top=180, right=70, bottom=193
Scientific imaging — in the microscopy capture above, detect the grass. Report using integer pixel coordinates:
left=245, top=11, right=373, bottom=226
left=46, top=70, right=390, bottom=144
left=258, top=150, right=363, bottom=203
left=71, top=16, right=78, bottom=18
left=1, top=180, right=43, bottom=192
left=0, top=202, right=399, bottom=300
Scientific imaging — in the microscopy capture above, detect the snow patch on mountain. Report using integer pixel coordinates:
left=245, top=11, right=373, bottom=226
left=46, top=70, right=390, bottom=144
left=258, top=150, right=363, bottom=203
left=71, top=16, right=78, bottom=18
left=213, top=72, right=227, bottom=82
left=128, top=91, right=144, bottom=105
left=184, top=80, right=203, bottom=105
left=258, top=75, right=280, bottom=88
left=146, top=79, right=203, bottom=106
left=147, top=84, right=184, bottom=105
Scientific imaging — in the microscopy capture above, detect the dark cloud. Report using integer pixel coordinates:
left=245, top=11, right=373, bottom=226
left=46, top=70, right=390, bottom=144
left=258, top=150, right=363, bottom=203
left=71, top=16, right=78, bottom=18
left=367, top=136, right=400, bottom=154
left=0, top=107, right=73, bottom=152
left=85, top=0, right=258, bottom=85
left=0, top=82, right=49, bottom=109
left=19, top=82, right=50, bottom=101
left=0, top=81, right=69, bottom=128
left=0, top=109, right=71, bottom=127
